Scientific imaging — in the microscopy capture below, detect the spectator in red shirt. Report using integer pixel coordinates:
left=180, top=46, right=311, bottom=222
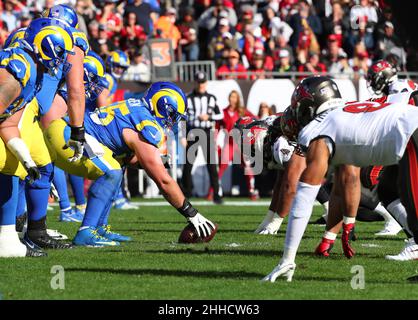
left=120, top=11, right=147, bottom=51
left=213, top=90, right=259, bottom=200
left=178, top=7, right=199, bottom=61
left=96, top=1, right=123, bottom=38
left=216, top=49, right=248, bottom=79
left=249, top=49, right=274, bottom=80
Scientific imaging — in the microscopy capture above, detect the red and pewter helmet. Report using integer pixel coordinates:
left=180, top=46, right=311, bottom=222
left=367, top=60, right=398, bottom=95
left=289, top=76, right=343, bottom=131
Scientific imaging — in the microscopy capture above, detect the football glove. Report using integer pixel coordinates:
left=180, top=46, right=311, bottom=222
left=64, top=125, right=86, bottom=162
left=25, top=165, right=41, bottom=184
left=187, top=213, right=215, bottom=238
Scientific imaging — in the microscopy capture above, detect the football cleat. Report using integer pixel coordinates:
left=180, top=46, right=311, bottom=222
left=59, top=208, right=84, bottom=222
left=73, top=227, right=120, bottom=247
left=262, top=262, right=296, bottom=282
left=310, top=216, right=327, bottom=225
left=46, top=229, right=69, bottom=240
left=21, top=234, right=48, bottom=257
left=375, top=219, right=402, bottom=236
left=386, top=238, right=418, bottom=261
left=113, top=198, right=139, bottom=210
left=26, top=229, right=73, bottom=249
left=342, top=223, right=356, bottom=258
left=213, top=196, right=224, bottom=205
left=97, top=225, right=131, bottom=242
left=315, top=238, right=335, bottom=257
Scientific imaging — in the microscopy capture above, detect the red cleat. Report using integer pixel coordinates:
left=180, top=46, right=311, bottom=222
left=342, top=223, right=356, bottom=258
left=315, top=238, right=335, bottom=257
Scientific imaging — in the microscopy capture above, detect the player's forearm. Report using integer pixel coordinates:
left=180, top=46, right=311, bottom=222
left=65, top=48, right=85, bottom=127
left=154, top=173, right=185, bottom=209
left=268, top=171, right=283, bottom=213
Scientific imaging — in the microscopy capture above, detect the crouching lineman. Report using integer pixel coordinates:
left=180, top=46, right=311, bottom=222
left=263, top=76, right=418, bottom=282
left=0, top=19, right=76, bottom=257
left=44, top=82, right=218, bottom=246
left=235, top=116, right=330, bottom=235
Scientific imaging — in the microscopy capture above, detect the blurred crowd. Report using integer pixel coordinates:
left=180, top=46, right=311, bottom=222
left=0, top=0, right=416, bottom=81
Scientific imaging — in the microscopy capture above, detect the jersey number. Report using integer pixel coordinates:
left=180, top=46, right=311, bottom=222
left=343, top=101, right=390, bottom=113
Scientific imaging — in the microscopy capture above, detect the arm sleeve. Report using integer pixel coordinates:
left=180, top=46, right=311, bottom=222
left=210, top=96, right=224, bottom=121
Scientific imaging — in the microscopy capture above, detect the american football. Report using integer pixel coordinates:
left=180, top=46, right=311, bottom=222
left=1, top=0, right=418, bottom=311
left=178, top=223, right=218, bottom=244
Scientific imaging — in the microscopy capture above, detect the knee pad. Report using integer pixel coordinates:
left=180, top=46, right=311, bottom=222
left=26, top=163, right=54, bottom=189
left=88, top=170, right=122, bottom=199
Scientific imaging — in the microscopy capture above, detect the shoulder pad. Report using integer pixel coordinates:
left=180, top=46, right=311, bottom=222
left=137, top=119, right=164, bottom=148
left=70, top=28, right=90, bottom=54
left=0, top=50, right=31, bottom=87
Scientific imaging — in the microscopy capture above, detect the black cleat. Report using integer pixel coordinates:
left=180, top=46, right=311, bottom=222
left=21, top=234, right=47, bottom=257
left=27, top=229, right=73, bottom=249
left=25, top=247, right=48, bottom=257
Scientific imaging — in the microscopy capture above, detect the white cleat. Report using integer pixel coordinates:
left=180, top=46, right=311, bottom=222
left=46, top=229, right=69, bottom=240
left=375, top=219, right=402, bottom=236
left=386, top=238, right=418, bottom=261
left=261, top=262, right=296, bottom=282
left=254, top=211, right=283, bottom=235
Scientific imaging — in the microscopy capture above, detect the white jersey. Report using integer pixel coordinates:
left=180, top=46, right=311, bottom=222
left=389, top=79, right=418, bottom=95
left=271, top=136, right=295, bottom=169
left=298, top=101, right=418, bottom=167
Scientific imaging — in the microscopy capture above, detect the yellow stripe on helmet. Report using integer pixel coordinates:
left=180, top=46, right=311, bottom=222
left=84, top=56, right=104, bottom=77
left=111, top=51, right=120, bottom=64
left=34, top=26, right=74, bottom=61
left=150, top=88, right=185, bottom=118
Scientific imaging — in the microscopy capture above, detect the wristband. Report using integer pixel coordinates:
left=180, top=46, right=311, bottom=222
left=69, top=125, right=86, bottom=142
left=177, top=199, right=198, bottom=218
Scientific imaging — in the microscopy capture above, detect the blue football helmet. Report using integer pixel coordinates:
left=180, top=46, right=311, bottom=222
left=106, top=50, right=130, bottom=80
left=143, top=82, right=188, bottom=129
left=84, top=51, right=107, bottom=99
left=4, top=27, right=26, bottom=48
left=42, top=4, right=79, bottom=28
left=23, top=18, right=75, bottom=77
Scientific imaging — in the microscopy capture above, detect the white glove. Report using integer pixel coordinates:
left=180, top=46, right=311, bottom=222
left=261, top=262, right=296, bottom=283
left=254, top=210, right=283, bottom=235
left=188, top=213, right=215, bottom=238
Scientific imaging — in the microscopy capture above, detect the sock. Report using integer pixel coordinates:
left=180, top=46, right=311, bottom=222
left=323, top=231, right=337, bottom=241
left=53, top=166, right=71, bottom=211
left=81, top=170, right=122, bottom=228
left=374, top=202, right=393, bottom=222
left=26, top=163, right=53, bottom=223
left=386, top=199, right=413, bottom=237
left=114, top=183, right=125, bottom=201
left=97, top=198, right=113, bottom=227
left=69, top=174, right=86, bottom=206
left=0, top=173, right=19, bottom=225
left=16, top=179, right=27, bottom=218
left=343, top=216, right=356, bottom=225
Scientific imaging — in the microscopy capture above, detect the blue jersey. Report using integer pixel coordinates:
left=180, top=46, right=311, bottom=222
left=36, top=27, right=90, bottom=115
left=0, top=46, right=41, bottom=122
left=84, top=98, right=164, bottom=157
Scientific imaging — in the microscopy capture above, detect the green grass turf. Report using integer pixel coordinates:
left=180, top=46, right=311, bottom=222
left=0, top=198, right=417, bottom=300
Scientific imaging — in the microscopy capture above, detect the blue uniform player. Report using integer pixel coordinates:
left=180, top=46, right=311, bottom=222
left=0, top=19, right=75, bottom=258
left=45, top=82, right=218, bottom=246
left=9, top=8, right=91, bottom=251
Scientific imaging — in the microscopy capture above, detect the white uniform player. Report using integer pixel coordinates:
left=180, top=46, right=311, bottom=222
left=263, top=76, right=418, bottom=282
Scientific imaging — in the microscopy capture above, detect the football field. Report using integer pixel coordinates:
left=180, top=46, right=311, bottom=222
left=0, top=198, right=417, bottom=300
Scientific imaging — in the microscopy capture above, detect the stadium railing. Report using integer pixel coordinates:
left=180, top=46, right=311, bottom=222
left=175, top=60, right=217, bottom=81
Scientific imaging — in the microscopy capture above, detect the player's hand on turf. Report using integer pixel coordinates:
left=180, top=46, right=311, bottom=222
left=64, top=125, right=86, bottom=162
left=187, top=213, right=215, bottom=238
left=26, top=165, right=41, bottom=184
left=254, top=211, right=281, bottom=235
left=261, top=262, right=296, bottom=283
